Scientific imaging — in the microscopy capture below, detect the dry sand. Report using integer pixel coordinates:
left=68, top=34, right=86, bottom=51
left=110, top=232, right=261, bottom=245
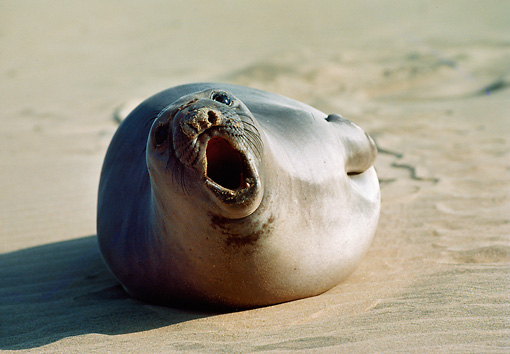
left=1, top=0, right=509, bottom=352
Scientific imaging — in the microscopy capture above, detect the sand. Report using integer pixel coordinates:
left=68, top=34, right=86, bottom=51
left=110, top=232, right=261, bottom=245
left=1, top=0, right=509, bottom=352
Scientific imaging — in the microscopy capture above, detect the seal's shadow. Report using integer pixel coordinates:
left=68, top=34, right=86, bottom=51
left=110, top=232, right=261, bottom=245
left=0, top=236, right=212, bottom=350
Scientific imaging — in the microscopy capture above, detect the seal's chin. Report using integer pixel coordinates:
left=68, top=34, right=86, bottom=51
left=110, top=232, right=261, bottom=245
left=203, top=136, right=262, bottom=219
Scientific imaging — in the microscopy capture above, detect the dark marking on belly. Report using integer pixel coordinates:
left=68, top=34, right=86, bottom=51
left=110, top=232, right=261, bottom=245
left=209, top=213, right=275, bottom=251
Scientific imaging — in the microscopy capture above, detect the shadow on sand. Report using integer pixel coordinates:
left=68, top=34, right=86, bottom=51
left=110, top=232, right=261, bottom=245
left=0, top=236, right=212, bottom=350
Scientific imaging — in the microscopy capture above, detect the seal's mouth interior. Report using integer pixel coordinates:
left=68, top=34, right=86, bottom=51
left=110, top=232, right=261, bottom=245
left=206, top=137, right=244, bottom=190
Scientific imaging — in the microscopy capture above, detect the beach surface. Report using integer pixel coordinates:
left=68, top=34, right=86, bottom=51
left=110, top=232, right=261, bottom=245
left=1, top=1, right=509, bottom=352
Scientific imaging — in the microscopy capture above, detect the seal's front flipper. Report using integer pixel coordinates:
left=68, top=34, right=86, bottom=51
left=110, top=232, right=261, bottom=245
left=325, top=114, right=377, bottom=175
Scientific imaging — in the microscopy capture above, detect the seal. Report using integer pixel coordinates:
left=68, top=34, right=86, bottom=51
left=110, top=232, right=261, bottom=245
left=97, top=83, right=380, bottom=309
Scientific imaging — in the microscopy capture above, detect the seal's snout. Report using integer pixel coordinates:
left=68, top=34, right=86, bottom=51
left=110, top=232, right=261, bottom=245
left=148, top=89, right=264, bottom=218
left=181, top=108, right=222, bottom=138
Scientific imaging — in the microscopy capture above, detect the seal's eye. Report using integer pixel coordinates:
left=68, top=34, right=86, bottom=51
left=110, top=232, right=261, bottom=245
left=211, top=92, right=232, bottom=106
left=154, top=124, right=169, bottom=146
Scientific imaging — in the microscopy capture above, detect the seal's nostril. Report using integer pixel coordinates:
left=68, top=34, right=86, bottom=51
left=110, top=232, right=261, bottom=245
left=207, top=111, right=217, bottom=125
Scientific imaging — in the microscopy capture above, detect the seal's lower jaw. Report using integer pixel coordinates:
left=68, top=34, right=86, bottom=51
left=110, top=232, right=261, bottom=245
left=204, top=137, right=262, bottom=219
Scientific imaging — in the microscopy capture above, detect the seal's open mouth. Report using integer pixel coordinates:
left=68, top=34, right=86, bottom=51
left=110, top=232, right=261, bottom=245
left=206, top=137, right=245, bottom=190
left=203, top=134, right=262, bottom=219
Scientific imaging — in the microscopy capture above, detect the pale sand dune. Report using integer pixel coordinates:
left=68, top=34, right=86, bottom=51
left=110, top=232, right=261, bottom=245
left=1, top=1, right=509, bottom=352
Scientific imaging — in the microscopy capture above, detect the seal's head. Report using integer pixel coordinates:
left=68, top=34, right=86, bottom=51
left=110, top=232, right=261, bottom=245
left=147, top=89, right=264, bottom=219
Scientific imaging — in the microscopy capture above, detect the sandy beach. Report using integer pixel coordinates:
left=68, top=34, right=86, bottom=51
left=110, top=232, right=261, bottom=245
left=1, top=0, right=509, bottom=352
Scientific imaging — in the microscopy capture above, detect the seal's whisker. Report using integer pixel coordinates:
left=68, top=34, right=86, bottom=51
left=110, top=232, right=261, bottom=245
left=240, top=131, right=263, bottom=160
left=242, top=121, right=262, bottom=138
left=237, top=112, right=258, bottom=126
left=179, top=165, right=189, bottom=195
left=240, top=121, right=263, bottom=159
left=174, top=139, right=196, bottom=165
left=165, top=154, right=187, bottom=195
left=166, top=155, right=190, bottom=196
